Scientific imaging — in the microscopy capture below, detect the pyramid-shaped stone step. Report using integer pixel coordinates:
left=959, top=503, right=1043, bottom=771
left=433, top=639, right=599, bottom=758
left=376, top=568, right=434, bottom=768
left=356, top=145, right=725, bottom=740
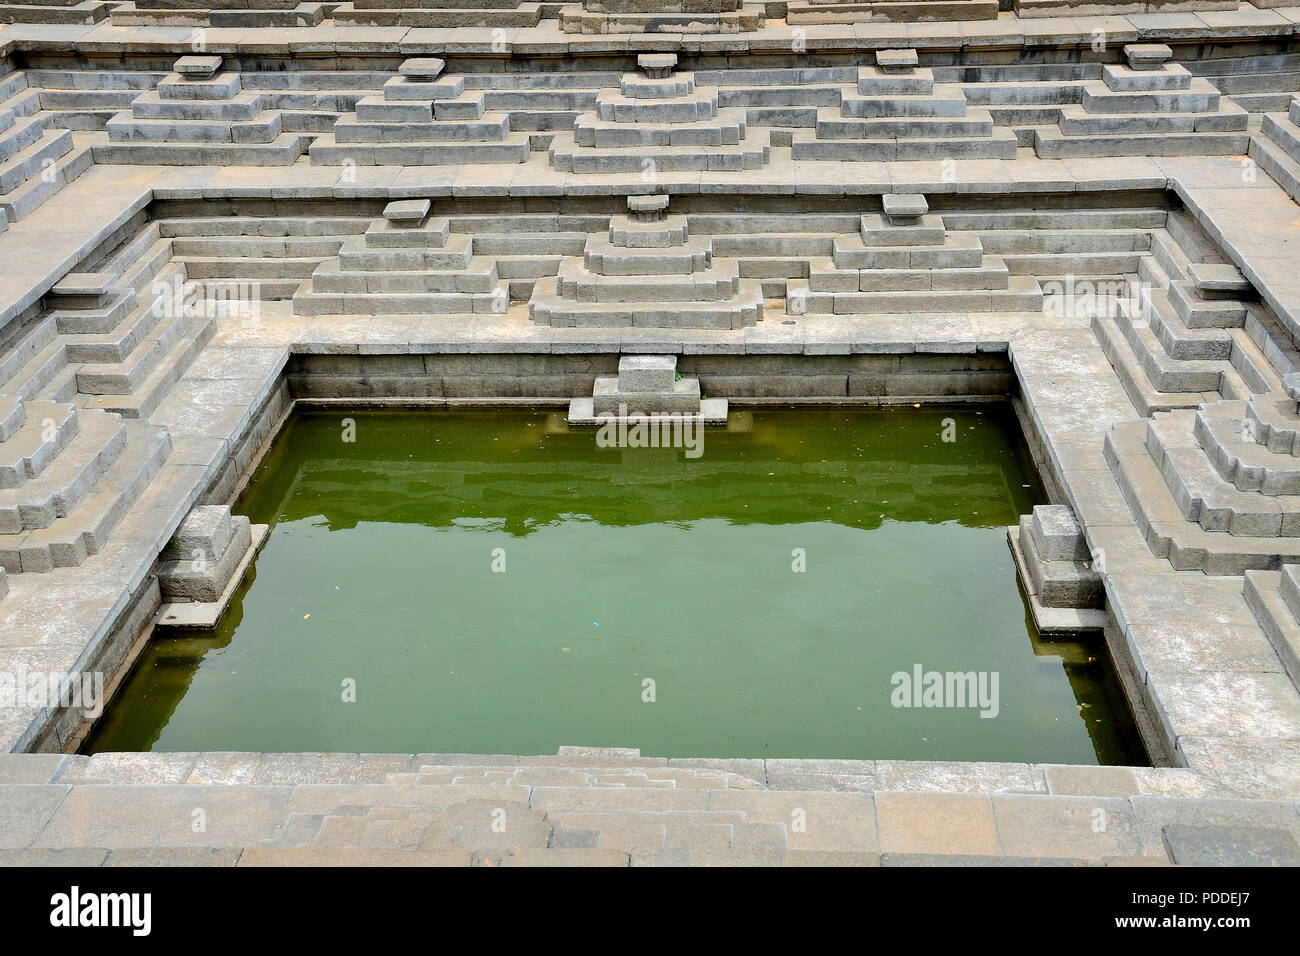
left=308, top=257, right=500, bottom=295
left=528, top=275, right=763, bottom=329
left=839, top=86, right=968, bottom=118
left=0, top=406, right=125, bottom=533
left=574, top=110, right=747, bottom=148
left=1196, top=400, right=1300, bottom=495
left=1146, top=410, right=1300, bottom=537
left=330, top=112, right=513, bottom=144
left=1, top=418, right=171, bottom=573
left=548, top=128, right=769, bottom=173
left=584, top=235, right=712, bottom=275
left=1109, top=297, right=1228, bottom=394
left=1056, top=100, right=1247, bottom=136
left=1143, top=287, right=1234, bottom=362
left=1092, top=312, right=1224, bottom=417
left=74, top=292, right=211, bottom=397
left=1103, top=420, right=1300, bottom=574
left=808, top=256, right=1011, bottom=294
left=831, top=231, right=985, bottom=270
left=557, top=257, right=740, bottom=302
left=0, top=400, right=79, bottom=488
left=1245, top=393, right=1300, bottom=455
left=79, top=311, right=216, bottom=421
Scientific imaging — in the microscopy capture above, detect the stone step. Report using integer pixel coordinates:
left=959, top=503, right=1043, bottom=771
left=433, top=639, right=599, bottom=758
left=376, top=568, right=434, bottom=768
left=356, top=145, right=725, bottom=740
left=0, top=401, right=78, bottom=489
left=584, top=235, right=711, bottom=275
left=2, top=419, right=170, bottom=573
left=75, top=299, right=210, bottom=396
left=106, top=109, right=283, bottom=144
left=832, top=232, right=985, bottom=270
left=331, top=2, right=542, bottom=27
left=128, top=90, right=263, bottom=122
left=1243, top=568, right=1300, bottom=692
left=1146, top=293, right=1233, bottom=362
left=557, top=258, right=740, bottom=303
left=977, top=229, right=1152, bottom=255
left=331, top=113, right=512, bottom=144
left=170, top=235, right=345, bottom=258
left=1147, top=410, right=1300, bottom=536
left=209, top=3, right=325, bottom=27
left=1168, top=279, right=1247, bottom=329
left=528, top=276, right=763, bottom=330
left=815, top=109, right=996, bottom=140
left=291, top=282, right=507, bottom=316
left=574, top=113, right=746, bottom=149
left=183, top=255, right=321, bottom=281
left=0, top=138, right=87, bottom=222
left=1104, top=421, right=1300, bottom=574
left=0, top=1, right=108, bottom=24
left=1195, top=404, right=1300, bottom=495
left=805, top=275, right=1041, bottom=315
left=92, top=131, right=308, bottom=166
left=308, top=131, right=530, bottom=166
left=59, top=294, right=167, bottom=364
left=0, top=408, right=124, bottom=534
left=839, top=86, right=969, bottom=118
left=46, top=289, right=140, bottom=336
left=807, top=255, right=1010, bottom=293
left=1110, top=304, right=1227, bottom=393
left=1057, top=101, right=1247, bottom=136
left=1091, top=313, right=1215, bottom=416
left=1101, top=63, right=1193, bottom=93
left=594, top=90, right=720, bottom=125
left=310, top=257, right=499, bottom=294
left=1262, top=111, right=1300, bottom=166
left=1246, top=395, right=1300, bottom=455
left=336, top=233, right=473, bottom=272
left=1250, top=129, right=1300, bottom=206
left=81, top=311, right=215, bottom=420
left=1080, top=78, right=1221, bottom=114
left=1034, top=126, right=1249, bottom=159
left=0, top=115, right=59, bottom=175
left=547, top=130, right=768, bottom=173
left=1015, top=514, right=1102, bottom=609
left=791, top=126, right=1018, bottom=161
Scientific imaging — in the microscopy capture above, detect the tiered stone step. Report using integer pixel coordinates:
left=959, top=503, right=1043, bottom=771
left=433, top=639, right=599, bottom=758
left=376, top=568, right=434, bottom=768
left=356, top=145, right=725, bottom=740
left=1036, top=45, right=1249, bottom=158
left=156, top=504, right=267, bottom=629
left=1253, top=96, right=1300, bottom=204
left=1092, top=254, right=1267, bottom=416
left=161, top=215, right=367, bottom=300
left=568, top=354, right=728, bottom=426
left=0, top=398, right=171, bottom=573
left=310, top=58, right=531, bottom=166
left=785, top=0, right=997, bottom=23
left=1104, top=406, right=1300, bottom=574
left=293, top=200, right=510, bottom=316
left=791, top=51, right=1017, bottom=162
left=550, top=55, right=769, bottom=173
left=559, top=0, right=765, bottom=34
left=797, top=194, right=1042, bottom=315
left=331, top=0, right=543, bottom=27
left=1243, top=564, right=1300, bottom=691
left=0, top=1, right=110, bottom=24
left=24, top=68, right=165, bottom=132
left=529, top=195, right=763, bottom=329
left=0, top=232, right=216, bottom=421
left=1007, top=504, right=1105, bottom=634
left=0, top=70, right=92, bottom=222
left=95, top=57, right=307, bottom=166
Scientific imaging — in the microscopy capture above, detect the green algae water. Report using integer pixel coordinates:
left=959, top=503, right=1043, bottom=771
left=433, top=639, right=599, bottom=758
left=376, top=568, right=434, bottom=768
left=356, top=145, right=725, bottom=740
left=87, top=406, right=1146, bottom=764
